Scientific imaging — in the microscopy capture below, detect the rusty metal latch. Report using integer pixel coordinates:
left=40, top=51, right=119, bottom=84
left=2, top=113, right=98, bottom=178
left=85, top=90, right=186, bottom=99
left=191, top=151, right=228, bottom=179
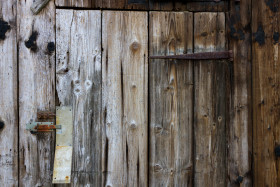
left=26, top=122, right=61, bottom=133
left=149, top=50, right=233, bottom=61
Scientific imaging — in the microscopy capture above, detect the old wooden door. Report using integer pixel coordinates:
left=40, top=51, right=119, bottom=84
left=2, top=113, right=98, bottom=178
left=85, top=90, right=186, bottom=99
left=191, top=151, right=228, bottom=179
left=13, top=7, right=231, bottom=187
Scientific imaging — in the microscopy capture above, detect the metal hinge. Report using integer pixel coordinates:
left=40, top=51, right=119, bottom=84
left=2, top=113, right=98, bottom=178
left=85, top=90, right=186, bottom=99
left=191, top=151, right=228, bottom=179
left=149, top=50, right=233, bottom=61
left=26, top=122, right=61, bottom=134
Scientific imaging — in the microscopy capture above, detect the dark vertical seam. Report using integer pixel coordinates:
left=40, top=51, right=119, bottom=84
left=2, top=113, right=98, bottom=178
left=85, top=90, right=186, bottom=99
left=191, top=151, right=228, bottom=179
left=192, top=11, right=195, bottom=187
left=147, top=10, right=150, bottom=187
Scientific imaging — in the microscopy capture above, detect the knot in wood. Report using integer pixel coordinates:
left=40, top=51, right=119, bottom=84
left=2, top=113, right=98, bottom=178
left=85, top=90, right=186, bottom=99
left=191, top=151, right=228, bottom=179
left=130, top=41, right=140, bottom=51
left=154, top=164, right=162, bottom=172
left=0, top=120, right=4, bottom=130
left=275, top=146, right=280, bottom=157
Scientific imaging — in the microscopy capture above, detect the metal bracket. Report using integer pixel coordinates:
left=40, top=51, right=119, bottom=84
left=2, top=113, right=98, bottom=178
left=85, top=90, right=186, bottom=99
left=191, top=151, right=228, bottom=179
left=26, top=122, right=61, bottom=134
left=149, top=50, right=234, bottom=61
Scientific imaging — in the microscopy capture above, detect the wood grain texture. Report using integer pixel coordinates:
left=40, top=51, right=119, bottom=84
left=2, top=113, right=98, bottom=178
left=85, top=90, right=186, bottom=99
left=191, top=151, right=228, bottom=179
left=18, top=0, right=55, bottom=186
left=194, top=12, right=229, bottom=187
left=228, top=1, right=252, bottom=186
left=149, top=12, right=193, bottom=187
left=0, top=0, right=18, bottom=186
left=56, top=9, right=102, bottom=186
left=252, top=0, right=280, bottom=186
left=102, top=11, right=148, bottom=186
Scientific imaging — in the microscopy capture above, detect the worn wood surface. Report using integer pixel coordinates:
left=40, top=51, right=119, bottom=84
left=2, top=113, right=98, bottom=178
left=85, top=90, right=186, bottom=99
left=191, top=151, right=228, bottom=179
left=149, top=12, right=193, bottom=187
left=0, top=0, right=18, bottom=186
left=102, top=11, right=148, bottom=186
left=18, top=0, right=56, bottom=186
left=228, top=0, right=252, bottom=186
left=252, top=0, right=280, bottom=186
left=31, top=0, right=51, bottom=15
left=56, top=9, right=102, bottom=186
left=194, top=12, right=228, bottom=187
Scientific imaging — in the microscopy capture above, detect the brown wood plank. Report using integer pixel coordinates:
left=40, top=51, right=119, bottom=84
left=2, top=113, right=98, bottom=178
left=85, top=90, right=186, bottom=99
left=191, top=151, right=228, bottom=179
left=228, top=1, right=252, bottom=186
left=252, top=0, right=280, bottom=186
left=18, top=0, right=56, bottom=186
left=102, top=11, right=148, bottom=186
left=56, top=10, right=102, bottom=186
left=194, top=12, right=228, bottom=187
left=149, top=12, right=193, bottom=186
left=0, top=0, right=18, bottom=185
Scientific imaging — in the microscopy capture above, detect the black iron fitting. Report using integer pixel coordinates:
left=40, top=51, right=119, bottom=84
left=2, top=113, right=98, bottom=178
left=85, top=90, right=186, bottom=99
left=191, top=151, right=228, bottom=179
left=149, top=50, right=233, bottom=61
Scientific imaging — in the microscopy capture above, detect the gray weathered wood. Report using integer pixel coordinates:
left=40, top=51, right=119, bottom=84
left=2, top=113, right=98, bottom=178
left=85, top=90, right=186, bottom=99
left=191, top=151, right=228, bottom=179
left=31, top=0, right=51, bottom=15
left=56, top=9, right=102, bottom=186
left=0, top=0, right=18, bottom=186
left=194, top=12, right=228, bottom=187
left=149, top=11, right=193, bottom=187
left=102, top=11, right=148, bottom=186
left=18, top=0, right=56, bottom=186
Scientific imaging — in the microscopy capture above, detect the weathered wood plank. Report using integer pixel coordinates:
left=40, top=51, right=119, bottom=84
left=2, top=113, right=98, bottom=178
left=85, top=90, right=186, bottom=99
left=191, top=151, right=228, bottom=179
left=56, top=9, right=102, bottom=186
left=149, top=12, right=193, bottom=187
left=194, top=12, right=228, bottom=187
left=102, top=11, right=148, bottom=186
left=228, top=1, right=252, bottom=186
left=18, top=0, right=56, bottom=186
left=252, top=0, right=280, bottom=186
left=0, top=0, right=18, bottom=186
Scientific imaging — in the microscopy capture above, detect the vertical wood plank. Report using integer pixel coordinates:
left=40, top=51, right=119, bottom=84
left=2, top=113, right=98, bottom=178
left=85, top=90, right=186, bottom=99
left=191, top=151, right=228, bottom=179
left=56, top=10, right=102, bottom=186
left=252, top=0, right=280, bottom=186
left=228, top=0, right=252, bottom=186
left=102, top=11, right=148, bottom=186
left=18, top=0, right=55, bottom=186
left=194, top=12, right=228, bottom=187
left=149, top=12, right=193, bottom=187
left=0, top=0, right=18, bottom=186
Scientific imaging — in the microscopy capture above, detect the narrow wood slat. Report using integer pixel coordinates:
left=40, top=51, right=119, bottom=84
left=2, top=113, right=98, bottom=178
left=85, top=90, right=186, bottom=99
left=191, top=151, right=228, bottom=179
left=149, top=12, right=193, bottom=186
left=56, top=9, right=102, bottom=186
left=228, top=0, right=252, bottom=186
left=0, top=0, right=18, bottom=185
left=18, top=0, right=56, bottom=186
left=253, top=0, right=280, bottom=186
left=194, top=12, right=229, bottom=187
left=102, top=11, right=148, bottom=186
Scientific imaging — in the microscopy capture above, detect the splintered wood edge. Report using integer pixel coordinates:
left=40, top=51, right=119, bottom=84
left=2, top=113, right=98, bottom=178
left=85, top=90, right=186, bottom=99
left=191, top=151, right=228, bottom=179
left=31, top=0, right=51, bottom=15
left=52, top=106, right=73, bottom=184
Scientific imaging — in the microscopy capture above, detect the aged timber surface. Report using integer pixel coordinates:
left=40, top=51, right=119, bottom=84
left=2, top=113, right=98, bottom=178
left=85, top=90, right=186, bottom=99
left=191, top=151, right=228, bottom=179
left=228, top=0, right=252, bottom=186
left=102, top=11, right=148, bottom=186
left=18, top=0, right=56, bottom=186
left=149, top=12, right=193, bottom=187
left=253, top=0, right=280, bottom=186
left=194, top=12, right=229, bottom=187
left=56, top=10, right=102, bottom=186
left=0, top=0, right=18, bottom=185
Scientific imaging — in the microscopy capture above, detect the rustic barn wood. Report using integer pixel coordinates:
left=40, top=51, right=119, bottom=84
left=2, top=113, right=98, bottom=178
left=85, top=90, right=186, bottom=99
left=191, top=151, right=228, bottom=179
left=102, top=11, right=148, bottom=186
left=149, top=12, right=193, bottom=186
left=0, top=0, right=18, bottom=185
left=252, top=0, right=280, bottom=186
left=18, top=0, right=56, bottom=186
left=228, top=0, right=252, bottom=186
left=194, top=12, right=229, bottom=187
left=56, top=9, right=102, bottom=186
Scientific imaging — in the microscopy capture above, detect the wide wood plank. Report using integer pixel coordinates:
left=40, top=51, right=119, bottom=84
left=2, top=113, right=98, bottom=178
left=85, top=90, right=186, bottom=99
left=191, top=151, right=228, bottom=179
left=102, top=11, right=148, bottom=186
left=18, top=0, right=56, bottom=186
left=149, top=12, right=193, bottom=187
left=228, top=1, right=252, bottom=186
left=252, top=0, right=280, bottom=186
left=56, top=9, right=102, bottom=186
left=0, top=0, right=18, bottom=186
left=194, top=12, right=229, bottom=187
